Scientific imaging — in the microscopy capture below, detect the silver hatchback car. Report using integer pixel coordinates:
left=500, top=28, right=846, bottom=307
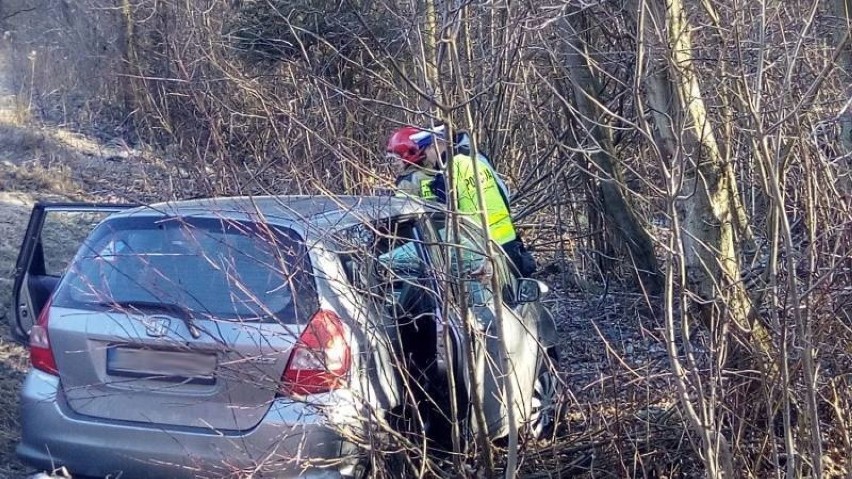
left=11, top=196, right=560, bottom=478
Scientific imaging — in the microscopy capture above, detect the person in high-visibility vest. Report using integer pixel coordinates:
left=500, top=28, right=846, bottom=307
left=385, top=125, right=536, bottom=277
left=386, top=125, right=443, bottom=201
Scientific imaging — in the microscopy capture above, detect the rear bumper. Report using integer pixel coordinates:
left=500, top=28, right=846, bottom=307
left=17, top=370, right=362, bottom=479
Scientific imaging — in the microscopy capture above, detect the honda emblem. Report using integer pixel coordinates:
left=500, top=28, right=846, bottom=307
left=142, top=315, right=171, bottom=338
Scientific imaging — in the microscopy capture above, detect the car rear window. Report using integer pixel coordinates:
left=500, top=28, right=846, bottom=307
left=51, top=215, right=317, bottom=323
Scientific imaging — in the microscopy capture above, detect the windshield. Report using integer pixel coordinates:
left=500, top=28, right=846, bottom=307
left=51, top=215, right=317, bottom=323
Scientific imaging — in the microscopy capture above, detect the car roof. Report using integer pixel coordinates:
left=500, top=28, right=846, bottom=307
left=108, top=195, right=439, bottom=239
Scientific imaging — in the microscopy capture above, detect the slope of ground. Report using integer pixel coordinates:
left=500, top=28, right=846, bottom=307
left=0, top=131, right=688, bottom=479
left=0, top=40, right=179, bottom=474
left=0, top=136, right=173, bottom=479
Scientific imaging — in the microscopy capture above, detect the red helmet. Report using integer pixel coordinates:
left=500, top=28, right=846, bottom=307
left=386, top=126, right=425, bottom=165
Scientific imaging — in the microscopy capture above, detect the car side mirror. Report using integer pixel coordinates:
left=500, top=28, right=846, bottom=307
left=516, top=278, right=549, bottom=304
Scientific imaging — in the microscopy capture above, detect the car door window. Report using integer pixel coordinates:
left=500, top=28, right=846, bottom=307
left=40, top=210, right=119, bottom=276
left=12, top=204, right=133, bottom=343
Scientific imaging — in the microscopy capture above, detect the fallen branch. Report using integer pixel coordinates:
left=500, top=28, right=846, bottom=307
left=1, top=7, right=37, bottom=22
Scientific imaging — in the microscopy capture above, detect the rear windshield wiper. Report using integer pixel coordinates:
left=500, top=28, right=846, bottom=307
left=95, top=300, right=202, bottom=339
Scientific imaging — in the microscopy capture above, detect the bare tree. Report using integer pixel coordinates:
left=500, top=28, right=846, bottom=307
left=560, top=11, right=662, bottom=296
left=9, top=0, right=852, bottom=476
left=831, top=0, right=852, bottom=194
left=631, top=0, right=768, bottom=475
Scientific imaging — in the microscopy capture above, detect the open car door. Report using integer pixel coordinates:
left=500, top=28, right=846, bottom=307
left=424, top=214, right=555, bottom=439
left=11, top=202, right=137, bottom=344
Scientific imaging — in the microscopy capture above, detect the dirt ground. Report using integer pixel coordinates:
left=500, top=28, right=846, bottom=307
left=0, top=195, right=36, bottom=479
left=0, top=138, right=158, bottom=479
left=0, top=79, right=178, bottom=478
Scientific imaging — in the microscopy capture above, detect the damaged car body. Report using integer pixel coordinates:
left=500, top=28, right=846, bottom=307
left=11, top=196, right=560, bottom=478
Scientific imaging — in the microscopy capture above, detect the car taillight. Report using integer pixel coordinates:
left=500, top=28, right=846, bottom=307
left=30, top=299, right=58, bottom=375
left=280, top=310, right=351, bottom=397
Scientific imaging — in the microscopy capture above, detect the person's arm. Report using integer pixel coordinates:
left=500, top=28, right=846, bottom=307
left=429, top=173, right=447, bottom=203
left=395, top=174, right=420, bottom=197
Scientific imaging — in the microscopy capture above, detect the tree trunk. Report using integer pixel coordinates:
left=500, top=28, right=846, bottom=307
left=636, top=0, right=784, bottom=475
left=418, top=0, right=440, bottom=113
left=563, top=17, right=663, bottom=295
left=119, top=0, right=136, bottom=124
left=831, top=0, right=852, bottom=194
left=640, top=0, right=772, bottom=370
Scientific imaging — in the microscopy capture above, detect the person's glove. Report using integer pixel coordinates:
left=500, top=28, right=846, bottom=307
left=430, top=173, right=448, bottom=203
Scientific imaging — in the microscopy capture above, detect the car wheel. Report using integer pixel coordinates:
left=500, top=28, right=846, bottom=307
left=528, top=348, right=561, bottom=440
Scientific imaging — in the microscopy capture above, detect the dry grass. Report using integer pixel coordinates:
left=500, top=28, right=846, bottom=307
left=0, top=192, right=39, bottom=478
left=0, top=95, right=176, bottom=479
left=0, top=122, right=82, bottom=477
left=0, top=317, right=29, bottom=479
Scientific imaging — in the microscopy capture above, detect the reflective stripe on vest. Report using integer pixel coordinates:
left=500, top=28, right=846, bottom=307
left=419, top=179, right=437, bottom=200
left=453, top=154, right=517, bottom=244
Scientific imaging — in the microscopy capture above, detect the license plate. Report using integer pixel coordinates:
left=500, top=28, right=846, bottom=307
left=107, top=346, right=217, bottom=385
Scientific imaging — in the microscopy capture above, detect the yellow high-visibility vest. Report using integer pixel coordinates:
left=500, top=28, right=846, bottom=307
left=419, top=179, right=437, bottom=200
left=452, top=154, right=517, bottom=244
